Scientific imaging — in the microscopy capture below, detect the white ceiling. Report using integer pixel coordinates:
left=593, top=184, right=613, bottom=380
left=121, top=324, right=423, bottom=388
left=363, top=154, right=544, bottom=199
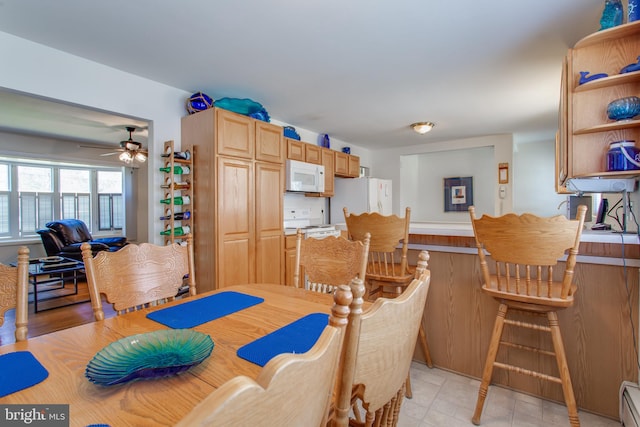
left=0, top=0, right=605, bottom=150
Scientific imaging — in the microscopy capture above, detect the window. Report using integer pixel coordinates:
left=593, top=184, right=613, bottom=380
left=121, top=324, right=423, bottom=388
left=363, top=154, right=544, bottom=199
left=97, top=171, right=123, bottom=231
left=0, top=160, right=125, bottom=240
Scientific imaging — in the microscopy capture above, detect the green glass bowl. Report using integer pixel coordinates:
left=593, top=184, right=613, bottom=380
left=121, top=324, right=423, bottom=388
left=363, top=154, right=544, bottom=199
left=85, top=329, right=214, bottom=386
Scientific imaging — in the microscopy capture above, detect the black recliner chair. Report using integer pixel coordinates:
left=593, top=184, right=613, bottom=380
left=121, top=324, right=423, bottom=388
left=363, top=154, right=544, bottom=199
left=37, top=219, right=128, bottom=261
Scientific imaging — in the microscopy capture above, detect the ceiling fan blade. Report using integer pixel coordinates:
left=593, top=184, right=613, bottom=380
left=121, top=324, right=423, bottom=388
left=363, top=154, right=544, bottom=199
left=100, top=152, right=120, bottom=157
left=78, top=144, right=115, bottom=150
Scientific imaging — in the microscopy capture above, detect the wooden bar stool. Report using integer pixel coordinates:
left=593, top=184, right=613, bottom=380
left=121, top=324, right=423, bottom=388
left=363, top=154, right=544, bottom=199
left=468, top=205, right=587, bottom=427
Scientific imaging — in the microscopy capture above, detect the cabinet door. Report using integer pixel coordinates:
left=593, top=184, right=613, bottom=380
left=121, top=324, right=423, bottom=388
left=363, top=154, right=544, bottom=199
left=286, top=138, right=305, bottom=161
left=216, top=109, right=254, bottom=159
left=305, top=144, right=322, bottom=165
left=284, top=235, right=298, bottom=286
left=348, top=155, right=360, bottom=178
left=256, top=121, right=284, bottom=164
left=334, top=151, right=349, bottom=176
left=217, top=157, right=254, bottom=287
left=255, top=162, right=284, bottom=284
left=556, top=55, right=570, bottom=193
left=321, top=147, right=335, bottom=196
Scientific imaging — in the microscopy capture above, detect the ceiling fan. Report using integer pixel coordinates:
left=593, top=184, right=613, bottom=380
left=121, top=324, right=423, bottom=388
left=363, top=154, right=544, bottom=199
left=101, top=126, right=148, bottom=164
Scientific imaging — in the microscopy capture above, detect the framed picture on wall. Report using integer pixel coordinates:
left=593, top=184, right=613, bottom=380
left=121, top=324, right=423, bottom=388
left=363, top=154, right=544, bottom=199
left=444, top=177, right=473, bottom=212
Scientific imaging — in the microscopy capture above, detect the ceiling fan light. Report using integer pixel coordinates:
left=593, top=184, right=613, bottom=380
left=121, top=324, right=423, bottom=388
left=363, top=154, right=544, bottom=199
left=411, top=122, right=435, bottom=134
left=119, top=151, right=133, bottom=163
left=135, top=152, right=147, bottom=162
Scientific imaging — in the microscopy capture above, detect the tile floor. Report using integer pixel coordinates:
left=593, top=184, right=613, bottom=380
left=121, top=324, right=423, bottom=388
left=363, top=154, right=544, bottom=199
left=399, top=362, right=621, bottom=427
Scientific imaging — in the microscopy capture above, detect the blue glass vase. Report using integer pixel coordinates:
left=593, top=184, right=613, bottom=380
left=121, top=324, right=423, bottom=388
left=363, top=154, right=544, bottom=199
left=630, top=0, right=639, bottom=22
left=600, top=0, right=623, bottom=30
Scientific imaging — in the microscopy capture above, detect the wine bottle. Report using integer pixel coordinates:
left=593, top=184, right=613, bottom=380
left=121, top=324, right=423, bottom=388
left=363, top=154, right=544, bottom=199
left=160, top=226, right=191, bottom=236
left=160, top=195, right=190, bottom=205
left=161, top=151, right=191, bottom=160
left=159, top=165, right=190, bottom=175
left=160, top=182, right=190, bottom=190
left=159, top=211, right=191, bottom=221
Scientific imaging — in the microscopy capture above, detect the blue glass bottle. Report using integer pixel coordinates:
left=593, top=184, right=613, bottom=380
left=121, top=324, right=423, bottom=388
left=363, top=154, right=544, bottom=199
left=630, top=0, right=639, bottom=22
left=600, top=0, right=623, bottom=30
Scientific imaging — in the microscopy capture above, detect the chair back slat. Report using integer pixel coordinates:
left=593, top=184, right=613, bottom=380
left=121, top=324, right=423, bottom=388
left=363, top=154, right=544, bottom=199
left=469, top=206, right=586, bottom=303
left=294, top=230, right=369, bottom=293
left=82, top=235, right=195, bottom=320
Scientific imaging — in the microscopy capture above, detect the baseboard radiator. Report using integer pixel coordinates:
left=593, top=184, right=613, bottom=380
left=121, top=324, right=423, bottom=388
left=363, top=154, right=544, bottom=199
left=621, top=381, right=640, bottom=426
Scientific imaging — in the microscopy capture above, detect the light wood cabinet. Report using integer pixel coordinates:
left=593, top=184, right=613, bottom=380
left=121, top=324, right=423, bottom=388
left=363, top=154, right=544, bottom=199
left=348, top=154, right=360, bottom=177
left=182, top=107, right=284, bottom=292
left=284, top=234, right=297, bottom=286
left=304, top=144, right=322, bottom=164
left=286, top=138, right=305, bottom=161
left=558, top=20, right=640, bottom=188
left=335, top=151, right=360, bottom=177
left=320, top=147, right=335, bottom=196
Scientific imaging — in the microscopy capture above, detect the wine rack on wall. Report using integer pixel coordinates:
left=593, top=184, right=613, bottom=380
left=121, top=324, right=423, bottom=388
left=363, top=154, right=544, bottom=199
left=160, top=140, right=194, bottom=244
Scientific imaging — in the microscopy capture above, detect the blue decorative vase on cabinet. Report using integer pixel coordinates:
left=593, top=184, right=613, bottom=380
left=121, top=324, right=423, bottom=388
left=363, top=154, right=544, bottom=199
left=630, top=0, right=639, bottom=22
left=600, top=0, right=623, bottom=30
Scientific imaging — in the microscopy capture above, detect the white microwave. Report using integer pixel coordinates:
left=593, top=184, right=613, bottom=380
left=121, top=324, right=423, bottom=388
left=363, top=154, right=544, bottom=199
left=286, top=159, right=325, bottom=193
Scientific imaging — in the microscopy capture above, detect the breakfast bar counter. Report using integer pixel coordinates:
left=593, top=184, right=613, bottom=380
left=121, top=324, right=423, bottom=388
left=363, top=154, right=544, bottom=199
left=399, top=222, right=639, bottom=420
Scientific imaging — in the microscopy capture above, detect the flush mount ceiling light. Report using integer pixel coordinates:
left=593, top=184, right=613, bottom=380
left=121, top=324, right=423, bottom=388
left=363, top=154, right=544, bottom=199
left=411, top=122, right=435, bottom=134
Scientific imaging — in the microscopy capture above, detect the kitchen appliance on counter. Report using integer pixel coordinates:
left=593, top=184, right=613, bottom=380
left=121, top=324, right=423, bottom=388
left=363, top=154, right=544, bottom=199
left=284, top=208, right=341, bottom=239
left=330, top=177, right=392, bottom=223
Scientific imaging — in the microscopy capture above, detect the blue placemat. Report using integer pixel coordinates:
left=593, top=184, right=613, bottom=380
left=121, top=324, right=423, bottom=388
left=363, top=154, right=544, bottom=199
left=237, top=313, right=329, bottom=367
left=147, top=291, right=264, bottom=328
left=0, top=351, right=49, bottom=397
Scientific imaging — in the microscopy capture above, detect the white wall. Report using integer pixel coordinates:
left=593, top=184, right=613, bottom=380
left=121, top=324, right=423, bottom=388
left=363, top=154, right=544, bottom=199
left=372, top=134, right=515, bottom=220
left=513, top=138, right=567, bottom=217
left=0, top=31, right=190, bottom=244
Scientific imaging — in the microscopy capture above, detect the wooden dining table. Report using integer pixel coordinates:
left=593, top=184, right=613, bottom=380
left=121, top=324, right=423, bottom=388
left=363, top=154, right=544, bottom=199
left=0, top=284, right=335, bottom=427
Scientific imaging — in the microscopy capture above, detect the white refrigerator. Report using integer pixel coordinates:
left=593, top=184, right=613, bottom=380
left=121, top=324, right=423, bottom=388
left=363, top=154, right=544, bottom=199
left=330, top=177, right=393, bottom=223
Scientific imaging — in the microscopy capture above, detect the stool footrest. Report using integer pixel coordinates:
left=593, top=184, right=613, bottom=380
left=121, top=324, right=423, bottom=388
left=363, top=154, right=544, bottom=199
left=504, top=318, right=551, bottom=332
left=494, top=361, right=562, bottom=384
left=500, top=340, right=556, bottom=357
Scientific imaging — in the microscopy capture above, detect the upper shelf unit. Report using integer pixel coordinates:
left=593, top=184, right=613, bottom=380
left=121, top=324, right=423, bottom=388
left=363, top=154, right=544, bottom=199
left=558, top=20, right=640, bottom=187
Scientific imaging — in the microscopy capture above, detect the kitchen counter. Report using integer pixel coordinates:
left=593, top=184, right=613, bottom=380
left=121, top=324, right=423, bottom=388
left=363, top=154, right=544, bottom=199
left=336, top=221, right=640, bottom=244
left=335, top=221, right=640, bottom=266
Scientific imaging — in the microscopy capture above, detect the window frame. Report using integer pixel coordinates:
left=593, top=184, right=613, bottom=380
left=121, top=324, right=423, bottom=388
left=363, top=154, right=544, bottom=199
left=0, top=159, right=125, bottom=241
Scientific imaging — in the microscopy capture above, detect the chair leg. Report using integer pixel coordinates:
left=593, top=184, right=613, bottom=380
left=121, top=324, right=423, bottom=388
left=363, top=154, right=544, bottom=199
left=405, top=323, right=432, bottom=399
left=404, top=375, right=412, bottom=398
left=418, top=323, right=433, bottom=368
left=548, top=311, right=580, bottom=427
left=472, top=303, right=508, bottom=426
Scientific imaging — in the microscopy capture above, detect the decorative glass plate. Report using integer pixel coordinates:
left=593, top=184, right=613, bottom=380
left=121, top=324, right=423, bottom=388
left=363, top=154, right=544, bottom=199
left=85, top=329, right=214, bottom=386
left=38, top=256, right=64, bottom=263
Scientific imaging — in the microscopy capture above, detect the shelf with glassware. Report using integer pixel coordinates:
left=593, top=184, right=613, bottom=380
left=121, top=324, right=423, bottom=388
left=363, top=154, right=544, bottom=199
left=559, top=20, right=640, bottom=186
left=160, top=140, right=193, bottom=245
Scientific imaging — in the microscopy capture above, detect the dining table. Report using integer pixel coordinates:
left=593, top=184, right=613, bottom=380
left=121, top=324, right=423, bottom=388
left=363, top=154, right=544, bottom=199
left=0, top=284, right=336, bottom=427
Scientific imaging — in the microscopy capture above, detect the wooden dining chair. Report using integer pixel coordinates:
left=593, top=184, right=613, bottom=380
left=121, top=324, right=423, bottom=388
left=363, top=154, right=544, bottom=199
left=468, top=205, right=587, bottom=427
left=343, top=207, right=432, bottom=391
left=0, top=246, right=30, bottom=342
left=332, top=250, right=431, bottom=427
left=81, top=235, right=196, bottom=321
left=293, top=229, right=370, bottom=294
left=343, top=207, right=413, bottom=300
left=175, top=284, right=353, bottom=427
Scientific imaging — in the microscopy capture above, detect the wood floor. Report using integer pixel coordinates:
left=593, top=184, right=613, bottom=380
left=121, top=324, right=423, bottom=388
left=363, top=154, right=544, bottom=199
left=0, top=280, right=116, bottom=346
